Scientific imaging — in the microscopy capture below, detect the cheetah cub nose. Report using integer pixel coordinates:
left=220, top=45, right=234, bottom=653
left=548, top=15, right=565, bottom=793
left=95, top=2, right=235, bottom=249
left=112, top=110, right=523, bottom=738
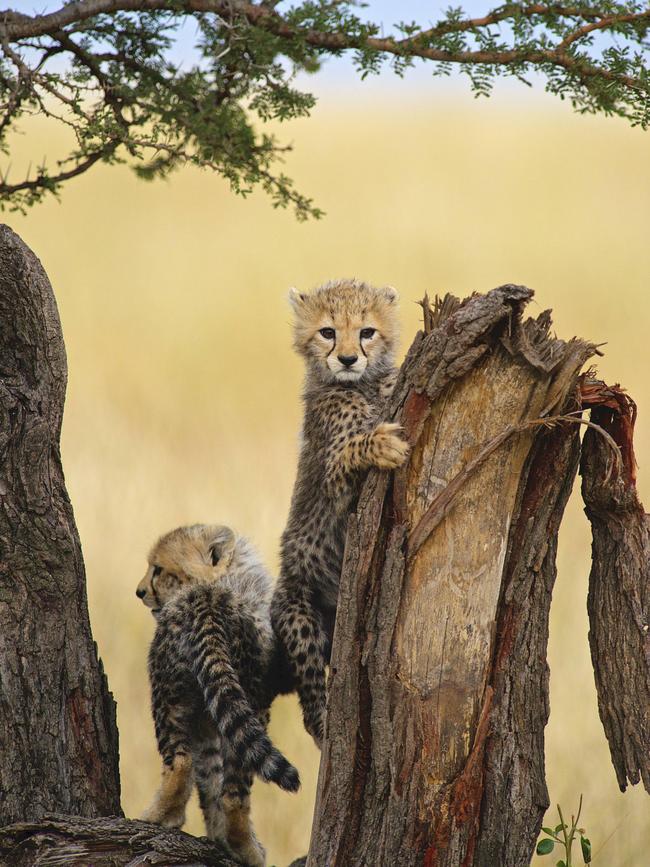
left=338, top=355, right=358, bottom=367
left=136, top=587, right=146, bottom=598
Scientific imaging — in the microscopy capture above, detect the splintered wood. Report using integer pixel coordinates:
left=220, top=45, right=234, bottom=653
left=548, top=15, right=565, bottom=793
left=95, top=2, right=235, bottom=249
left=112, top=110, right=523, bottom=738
left=581, top=378, right=650, bottom=795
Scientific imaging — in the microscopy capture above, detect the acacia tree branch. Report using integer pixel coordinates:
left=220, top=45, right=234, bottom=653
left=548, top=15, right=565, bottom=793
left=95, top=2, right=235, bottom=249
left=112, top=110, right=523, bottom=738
left=0, top=0, right=640, bottom=42
left=0, top=38, right=92, bottom=114
left=412, top=4, right=607, bottom=39
left=0, top=144, right=116, bottom=194
left=0, top=0, right=647, bottom=214
left=556, top=11, right=650, bottom=51
left=0, top=1, right=648, bottom=82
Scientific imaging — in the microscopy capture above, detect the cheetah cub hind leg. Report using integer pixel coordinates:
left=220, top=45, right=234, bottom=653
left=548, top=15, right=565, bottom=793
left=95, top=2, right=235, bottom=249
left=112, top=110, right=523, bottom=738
left=223, top=791, right=266, bottom=867
left=140, top=752, right=193, bottom=829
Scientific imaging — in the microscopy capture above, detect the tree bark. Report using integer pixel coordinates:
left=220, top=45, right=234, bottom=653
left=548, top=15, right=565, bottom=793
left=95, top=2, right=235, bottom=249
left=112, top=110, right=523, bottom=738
left=580, top=379, right=650, bottom=794
left=307, top=286, right=595, bottom=867
left=0, top=816, right=242, bottom=866
left=0, top=224, right=121, bottom=823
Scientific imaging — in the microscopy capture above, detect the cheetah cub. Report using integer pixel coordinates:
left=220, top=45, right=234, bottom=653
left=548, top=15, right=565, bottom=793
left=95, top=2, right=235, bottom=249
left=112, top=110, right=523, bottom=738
left=271, top=278, right=409, bottom=746
left=137, top=524, right=299, bottom=867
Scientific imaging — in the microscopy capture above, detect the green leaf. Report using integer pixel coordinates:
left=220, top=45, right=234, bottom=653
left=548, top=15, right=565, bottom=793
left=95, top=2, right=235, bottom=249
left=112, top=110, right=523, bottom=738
left=542, top=827, right=556, bottom=836
left=555, top=823, right=567, bottom=833
left=581, top=836, right=592, bottom=863
left=537, top=839, right=555, bottom=855
left=556, top=861, right=567, bottom=867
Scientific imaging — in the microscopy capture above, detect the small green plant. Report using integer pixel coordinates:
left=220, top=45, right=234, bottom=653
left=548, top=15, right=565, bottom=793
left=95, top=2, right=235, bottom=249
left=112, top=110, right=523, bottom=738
left=537, top=794, right=592, bottom=866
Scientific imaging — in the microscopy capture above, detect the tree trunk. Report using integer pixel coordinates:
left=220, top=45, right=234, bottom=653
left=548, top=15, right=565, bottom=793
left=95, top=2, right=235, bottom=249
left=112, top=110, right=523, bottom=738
left=580, top=380, right=650, bottom=794
left=0, top=224, right=121, bottom=823
left=307, top=287, right=595, bottom=867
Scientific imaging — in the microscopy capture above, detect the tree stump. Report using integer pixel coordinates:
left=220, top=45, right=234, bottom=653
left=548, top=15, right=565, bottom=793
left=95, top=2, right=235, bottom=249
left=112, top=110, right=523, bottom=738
left=307, top=286, right=596, bottom=867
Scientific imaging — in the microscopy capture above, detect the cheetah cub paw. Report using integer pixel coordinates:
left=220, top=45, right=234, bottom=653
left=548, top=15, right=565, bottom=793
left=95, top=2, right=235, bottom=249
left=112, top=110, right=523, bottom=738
left=369, top=422, right=409, bottom=469
left=230, top=834, right=266, bottom=867
left=140, top=800, right=187, bottom=829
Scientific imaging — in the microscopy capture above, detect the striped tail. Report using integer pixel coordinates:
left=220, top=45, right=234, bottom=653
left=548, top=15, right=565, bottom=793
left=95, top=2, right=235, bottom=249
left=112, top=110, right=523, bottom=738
left=189, top=625, right=300, bottom=792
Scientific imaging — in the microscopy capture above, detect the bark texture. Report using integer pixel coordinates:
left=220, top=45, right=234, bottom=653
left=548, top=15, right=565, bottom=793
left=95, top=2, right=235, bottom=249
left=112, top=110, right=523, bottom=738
left=0, top=224, right=121, bottom=823
left=0, top=816, right=241, bottom=866
left=581, top=380, right=650, bottom=793
left=307, top=286, right=595, bottom=867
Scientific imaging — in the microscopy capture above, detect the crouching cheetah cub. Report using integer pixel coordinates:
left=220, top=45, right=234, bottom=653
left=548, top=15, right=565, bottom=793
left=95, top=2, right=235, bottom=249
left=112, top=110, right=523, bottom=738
left=136, top=524, right=299, bottom=867
left=271, top=278, right=409, bottom=746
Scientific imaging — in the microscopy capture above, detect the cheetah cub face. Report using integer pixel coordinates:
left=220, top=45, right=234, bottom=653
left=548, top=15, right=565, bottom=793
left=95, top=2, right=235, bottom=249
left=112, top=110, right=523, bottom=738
left=136, top=524, right=236, bottom=613
left=289, top=279, right=399, bottom=384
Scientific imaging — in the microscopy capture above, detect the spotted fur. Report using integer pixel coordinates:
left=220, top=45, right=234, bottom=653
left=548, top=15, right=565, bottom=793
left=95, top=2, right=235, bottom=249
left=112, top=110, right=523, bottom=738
left=139, top=525, right=298, bottom=867
left=271, top=279, right=408, bottom=746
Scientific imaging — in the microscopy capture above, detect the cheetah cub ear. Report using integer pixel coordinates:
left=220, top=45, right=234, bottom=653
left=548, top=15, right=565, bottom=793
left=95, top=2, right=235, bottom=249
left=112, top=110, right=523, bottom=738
left=288, top=286, right=307, bottom=311
left=208, top=525, right=237, bottom=577
left=382, top=285, right=399, bottom=304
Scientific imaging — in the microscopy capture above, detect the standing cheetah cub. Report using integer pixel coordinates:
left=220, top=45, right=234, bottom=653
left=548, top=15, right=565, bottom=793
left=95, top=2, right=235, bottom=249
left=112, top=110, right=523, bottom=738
left=271, top=279, right=409, bottom=746
left=137, top=524, right=298, bottom=867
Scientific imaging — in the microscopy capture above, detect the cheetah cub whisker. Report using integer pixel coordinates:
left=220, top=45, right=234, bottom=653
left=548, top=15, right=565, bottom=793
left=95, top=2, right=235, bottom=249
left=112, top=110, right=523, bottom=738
left=137, top=524, right=298, bottom=867
left=271, top=279, right=409, bottom=747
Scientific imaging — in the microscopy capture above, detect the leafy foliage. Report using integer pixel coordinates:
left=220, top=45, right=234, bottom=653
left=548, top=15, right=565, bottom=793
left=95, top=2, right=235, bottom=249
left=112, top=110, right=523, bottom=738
left=0, top=0, right=648, bottom=217
left=537, top=795, right=593, bottom=866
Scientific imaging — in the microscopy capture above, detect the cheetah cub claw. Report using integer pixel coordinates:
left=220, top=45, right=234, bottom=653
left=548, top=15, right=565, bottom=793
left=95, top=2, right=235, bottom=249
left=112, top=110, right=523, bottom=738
left=369, top=422, right=409, bottom=469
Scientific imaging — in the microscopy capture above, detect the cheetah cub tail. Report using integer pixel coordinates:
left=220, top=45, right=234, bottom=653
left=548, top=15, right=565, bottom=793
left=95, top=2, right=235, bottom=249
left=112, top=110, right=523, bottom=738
left=191, top=627, right=300, bottom=793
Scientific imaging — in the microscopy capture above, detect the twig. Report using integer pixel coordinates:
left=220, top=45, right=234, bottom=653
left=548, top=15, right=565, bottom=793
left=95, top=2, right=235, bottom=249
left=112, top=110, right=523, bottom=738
left=407, top=412, right=620, bottom=562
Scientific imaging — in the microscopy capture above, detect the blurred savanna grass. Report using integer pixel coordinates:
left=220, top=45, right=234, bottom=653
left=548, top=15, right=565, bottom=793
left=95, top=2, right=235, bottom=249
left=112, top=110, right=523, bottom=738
left=6, top=84, right=650, bottom=865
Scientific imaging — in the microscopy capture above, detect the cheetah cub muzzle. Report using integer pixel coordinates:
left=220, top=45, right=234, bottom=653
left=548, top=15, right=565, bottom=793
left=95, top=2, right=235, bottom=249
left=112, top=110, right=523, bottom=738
left=137, top=524, right=298, bottom=867
left=271, top=278, right=409, bottom=747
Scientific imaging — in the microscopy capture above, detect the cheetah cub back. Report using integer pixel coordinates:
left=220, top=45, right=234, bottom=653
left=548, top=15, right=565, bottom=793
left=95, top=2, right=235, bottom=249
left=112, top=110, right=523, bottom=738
left=271, top=279, right=409, bottom=746
left=138, top=524, right=298, bottom=867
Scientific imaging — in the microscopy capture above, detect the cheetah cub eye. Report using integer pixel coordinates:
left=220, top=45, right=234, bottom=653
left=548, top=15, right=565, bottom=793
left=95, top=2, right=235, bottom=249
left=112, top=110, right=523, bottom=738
left=360, top=328, right=376, bottom=339
left=319, top=328, right=335, bottom=340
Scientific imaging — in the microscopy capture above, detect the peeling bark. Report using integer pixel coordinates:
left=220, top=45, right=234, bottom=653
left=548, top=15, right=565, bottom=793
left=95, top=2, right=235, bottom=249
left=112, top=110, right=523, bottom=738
left=307, top=286, right=595, bottom=867
left=581, top=380, right=650, bottom=793
left=0, top=224, right=121, bottom=823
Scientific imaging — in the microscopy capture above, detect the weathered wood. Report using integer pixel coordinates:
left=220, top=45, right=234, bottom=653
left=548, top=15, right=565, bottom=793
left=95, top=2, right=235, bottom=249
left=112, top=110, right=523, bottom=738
left=474, top=400, right=582, bottom=865
left=0, top=224, right=121, bottom=823
left=580, top=379, right=650, bottom=793
left=307, top=286, right=595, bottom=867
left=0, top=815, right=242, bottom=866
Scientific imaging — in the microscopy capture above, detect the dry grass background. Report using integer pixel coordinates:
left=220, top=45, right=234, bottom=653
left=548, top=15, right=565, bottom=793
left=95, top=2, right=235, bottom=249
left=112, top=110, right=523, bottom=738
left=6, top=85, right=650, bottom=865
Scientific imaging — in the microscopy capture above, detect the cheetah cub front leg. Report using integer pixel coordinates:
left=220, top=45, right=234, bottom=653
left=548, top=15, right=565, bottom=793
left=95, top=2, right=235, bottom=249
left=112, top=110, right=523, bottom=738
left=366, top=422, right=410, bottom=469
left=339, top=422, right=409, bottom=475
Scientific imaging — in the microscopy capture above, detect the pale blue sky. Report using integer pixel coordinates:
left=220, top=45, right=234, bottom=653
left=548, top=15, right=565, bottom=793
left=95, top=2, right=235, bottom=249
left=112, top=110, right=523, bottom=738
left=4, top=1, right=609, bottom=101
